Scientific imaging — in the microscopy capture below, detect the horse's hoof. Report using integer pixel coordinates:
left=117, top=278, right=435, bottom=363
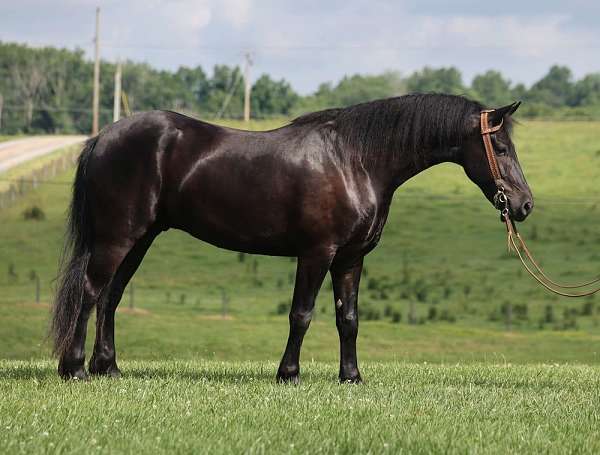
left=339, top=374, right=363, bottom=384
left=276, top=372, right=300, bottom=385
left=59, top=366, right=89, bottom=381
left=89, top=357, right=121, bottom=378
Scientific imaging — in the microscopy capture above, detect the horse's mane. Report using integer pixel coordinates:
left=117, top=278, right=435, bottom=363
left=291, top=93, right=497, bottom=167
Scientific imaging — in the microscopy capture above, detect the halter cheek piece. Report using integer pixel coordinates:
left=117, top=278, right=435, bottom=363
left=480, top=110, right=600, bottom=297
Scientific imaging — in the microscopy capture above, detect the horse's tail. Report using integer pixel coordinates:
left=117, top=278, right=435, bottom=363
left=51, top=136, right=98, bottom=358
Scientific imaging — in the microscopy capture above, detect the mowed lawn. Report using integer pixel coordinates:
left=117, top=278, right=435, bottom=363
left=1, top=360, right=599, bottom=454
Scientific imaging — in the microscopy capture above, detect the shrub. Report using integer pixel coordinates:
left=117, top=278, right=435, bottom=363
left=362, top=305, right=381, bottom=321
left=391, top=311, right=402, bottom=323
left=23, top=206, right=45, bottom=220
left=440, top=309, right=456, bottom=323
left=427, top=306, right=438, bottom=321
left=384, top=304, right=393, bottom=318
left=581, top=300, right=595, bottom=316
left=544, top=305, right=555, bottom=324
left=276, top=302, right=288, bottom=315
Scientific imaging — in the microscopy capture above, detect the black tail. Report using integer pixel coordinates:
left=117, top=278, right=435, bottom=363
left=51, top=136, right=98, bottom=357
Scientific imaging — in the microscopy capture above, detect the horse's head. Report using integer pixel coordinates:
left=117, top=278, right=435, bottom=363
left=461, top=102, right=533, bottom=222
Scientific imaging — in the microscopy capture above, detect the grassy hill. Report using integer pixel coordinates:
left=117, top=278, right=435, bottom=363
left=1, top=120, right=600, bottom=364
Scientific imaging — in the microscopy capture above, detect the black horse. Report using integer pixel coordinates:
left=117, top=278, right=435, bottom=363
left=52, top=94, right=532, bottom=382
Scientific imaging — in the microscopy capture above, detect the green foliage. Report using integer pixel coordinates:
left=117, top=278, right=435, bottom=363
left=4, top=41, right=600, bottom=134
left=299, top=71, right=404, bottom=112
left=251, top=74, right=298, bottom=118
left=471, top=70, right=513, bottom=107
left=526, top=65, right=574, bottom=107
left=405, top=66, right=466, bottom=95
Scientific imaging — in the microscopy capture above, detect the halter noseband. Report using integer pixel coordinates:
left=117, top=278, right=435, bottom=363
left=479, top=109, right=600, bottom=297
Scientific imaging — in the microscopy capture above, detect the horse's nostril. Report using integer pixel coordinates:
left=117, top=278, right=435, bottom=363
left=522, top=201, right=533, bottom=215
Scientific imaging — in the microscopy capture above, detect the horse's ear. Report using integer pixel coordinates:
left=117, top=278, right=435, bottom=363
left=490, top=101, right=521, bottom=124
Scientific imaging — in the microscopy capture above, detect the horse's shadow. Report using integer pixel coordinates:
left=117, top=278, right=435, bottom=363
left=0, top=362, right=335, bottom=384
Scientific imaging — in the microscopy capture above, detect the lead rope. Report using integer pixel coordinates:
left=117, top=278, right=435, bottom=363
left=503, top=214, right=600, bottom=297
left=481, top=110, right=600, bottom=298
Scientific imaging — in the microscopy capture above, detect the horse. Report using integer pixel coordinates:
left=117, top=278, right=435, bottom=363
left=51, top=94, right=532, bottom=383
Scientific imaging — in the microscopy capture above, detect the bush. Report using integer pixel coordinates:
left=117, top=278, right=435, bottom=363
left=384, top=304, right=393, bottom=318
left=427, top=306, right=438, bottom=321
left=544, top=305, right=555, bottom=324
left=276, top=302, right=288, bottom=315
left=440, top=309, right=456, bottom=323
left=581, top=300, right=595, bottom=316
left=391, top=311, right=402, bottom=323
left=362, top=305, right=381, bottom=321
left=23, top=206, right=45, bottom=220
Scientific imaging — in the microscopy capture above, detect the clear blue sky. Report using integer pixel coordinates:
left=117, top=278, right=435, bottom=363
left=1, top=0, right=599, bottom=94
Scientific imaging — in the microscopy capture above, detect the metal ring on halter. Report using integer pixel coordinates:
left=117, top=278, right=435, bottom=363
left=501, top=207, right=509, bottom=219
left=498, top=192, right=507, bottom=204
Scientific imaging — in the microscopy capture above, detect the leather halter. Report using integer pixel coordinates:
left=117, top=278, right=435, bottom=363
left=480, top=110, right=600, bottom=297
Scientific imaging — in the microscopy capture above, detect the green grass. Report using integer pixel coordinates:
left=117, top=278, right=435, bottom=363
left=1, top=360, right=599, bottom=454
left=0, top=134, right=22, bottom=143
left=0, top=143, right=80, bottom=192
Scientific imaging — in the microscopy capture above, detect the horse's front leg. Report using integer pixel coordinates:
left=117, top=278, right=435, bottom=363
left=331, top=257, right=363, bottom=383
left=276, top=250, right=333, bottom=384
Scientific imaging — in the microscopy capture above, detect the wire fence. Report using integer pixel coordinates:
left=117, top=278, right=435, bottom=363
left=0, top=149, right=78, bottom=210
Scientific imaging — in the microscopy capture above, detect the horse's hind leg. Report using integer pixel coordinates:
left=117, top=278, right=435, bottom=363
left=58, top=242, right=129, bottom=379
left=331, top=257, right=363, bottom=383
left=89, top=229, right=158, bottom=377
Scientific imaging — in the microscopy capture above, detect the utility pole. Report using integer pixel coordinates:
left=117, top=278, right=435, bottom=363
left=92, top=7, right=101, bottom=135
left=113, top=61, right=122, bottom=122
left=243, top=52, right=253, bottom=123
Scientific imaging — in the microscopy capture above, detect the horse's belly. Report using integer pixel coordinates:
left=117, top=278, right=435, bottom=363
left=172, top=184, right=303, bottom=256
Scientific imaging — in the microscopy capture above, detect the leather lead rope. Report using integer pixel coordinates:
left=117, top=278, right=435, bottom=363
left=480, top=110, right=600, bottom=297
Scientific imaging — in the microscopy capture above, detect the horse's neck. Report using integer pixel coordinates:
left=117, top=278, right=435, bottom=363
left=372, top=147, right=442, bottom=195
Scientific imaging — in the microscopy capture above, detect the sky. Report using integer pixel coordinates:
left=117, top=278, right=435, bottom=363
left=1, top=0, right=599, bottom=94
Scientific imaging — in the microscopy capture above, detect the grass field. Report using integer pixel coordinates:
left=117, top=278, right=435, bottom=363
left=1, top=120, right=599, bottom=361
left=1, top=360, right=599, bottom=453
left=1, top=119, right=600, bottom=453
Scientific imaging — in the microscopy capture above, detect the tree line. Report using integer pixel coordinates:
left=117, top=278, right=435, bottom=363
left=1, top=41, right=600, bottom=134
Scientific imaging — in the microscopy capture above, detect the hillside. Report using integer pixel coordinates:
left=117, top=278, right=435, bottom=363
left=0, top=120, right=599, bottom=363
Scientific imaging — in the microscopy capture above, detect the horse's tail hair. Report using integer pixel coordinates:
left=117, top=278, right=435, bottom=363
left=51, top=136, right=98, bottom=358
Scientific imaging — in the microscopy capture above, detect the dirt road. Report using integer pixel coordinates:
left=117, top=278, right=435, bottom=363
left=0, top=136, right=87, bottom=173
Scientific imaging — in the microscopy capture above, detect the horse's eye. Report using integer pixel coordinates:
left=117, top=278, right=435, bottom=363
left=492, top=136, right=508, bottom=155
left=496, top=145, right=508, bottom=156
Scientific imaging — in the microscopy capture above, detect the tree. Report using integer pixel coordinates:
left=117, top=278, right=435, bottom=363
left=251, top=74, right=299, bottom=117
left=405, top=67, right=465, bottom=95
left=527, top=65, right=574, bottom=107
left=299, top=71, right=404, bottom=113
left=471, top=70, right=513, bottom=107
left=572, top=73, right=600, bottom=106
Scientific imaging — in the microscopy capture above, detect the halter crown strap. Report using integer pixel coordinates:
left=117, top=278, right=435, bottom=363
left=480, top=110, right=503, bottom=182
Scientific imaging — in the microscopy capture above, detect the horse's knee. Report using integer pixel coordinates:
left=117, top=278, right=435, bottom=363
left=336, top=300, right=358, bottom=337
left=289, top=310, right=313, bottom=331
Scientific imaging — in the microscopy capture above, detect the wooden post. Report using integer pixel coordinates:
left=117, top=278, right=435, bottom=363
left=35, top=275, right=40, bottom=304
left=92, top=7, right=101, bottom=135
left=221, top=289, right=229, bottom=318
left=0, top=93, right=3, bottom=130
left=129, top=283, right=134, bottom=309
left=243, top=52, right=253, bottom=123
left=113, top=61, right=122, bottom=122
